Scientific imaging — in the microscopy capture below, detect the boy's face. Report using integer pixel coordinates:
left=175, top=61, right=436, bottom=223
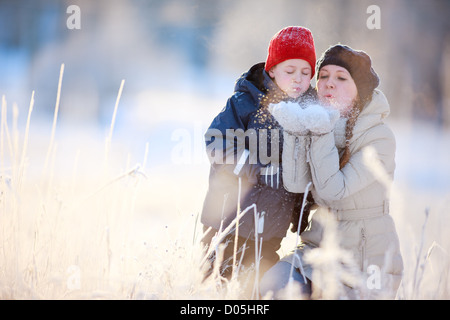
left=316, top=65, right=358, bottom=116
left=268, top=59, right=312, bottom=99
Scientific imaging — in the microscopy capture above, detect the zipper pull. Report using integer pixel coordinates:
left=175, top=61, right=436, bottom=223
left=306, top=135, right=311, bottom=163
left=293, top=136, right=300, bottom=159
left=293, top=136, right=299, bottom=182
left=360, top=228, right=367, bottom=247
left=360, top=228, right=367, bottom=271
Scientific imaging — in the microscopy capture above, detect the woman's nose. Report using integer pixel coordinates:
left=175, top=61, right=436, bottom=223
left=326, top=78, right=335, bottom=88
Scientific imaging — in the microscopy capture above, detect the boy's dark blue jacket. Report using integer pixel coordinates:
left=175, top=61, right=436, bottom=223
left=201, top=62, right=316, bottom=241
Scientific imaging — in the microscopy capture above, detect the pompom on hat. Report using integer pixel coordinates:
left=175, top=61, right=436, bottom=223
left=316, top=44, right=380, bottom=105
left=265, top=26, right=317, bottom=77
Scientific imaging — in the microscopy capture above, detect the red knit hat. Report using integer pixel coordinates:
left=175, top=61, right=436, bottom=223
left=265, top=26, right=316, bottom=77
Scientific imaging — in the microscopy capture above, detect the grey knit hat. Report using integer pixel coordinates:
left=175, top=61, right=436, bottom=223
left=316, top=44, right=379, bottom=106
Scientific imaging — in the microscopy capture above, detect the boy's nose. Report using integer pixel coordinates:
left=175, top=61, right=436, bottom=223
left=293, top=74, right=302, bottom=83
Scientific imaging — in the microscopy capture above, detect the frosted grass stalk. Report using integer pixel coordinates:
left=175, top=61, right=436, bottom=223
left=44, top=63, right=64, bottom=175
left=232, top=177, right=241, bottom=279
left=289, top=182, right=311, bottom=285
left=412, top=207, right=430, bottom=298
left=200, top=203, right=257, bottom=268
left=1, top=98, right=15, bottom=174
left=17, top=91, right=34, bottom=190
left=104, top=79, right=125, bottom=168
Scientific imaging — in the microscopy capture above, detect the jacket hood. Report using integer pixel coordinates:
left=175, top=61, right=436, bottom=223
left=353, top=89, right=390, bottom=138
left=361, top=89, right=390, bottom=119
left=234, top=62, right=272, bottom=101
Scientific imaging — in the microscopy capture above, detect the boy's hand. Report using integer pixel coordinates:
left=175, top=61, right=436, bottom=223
left=231, top=149, right=259, bottom=184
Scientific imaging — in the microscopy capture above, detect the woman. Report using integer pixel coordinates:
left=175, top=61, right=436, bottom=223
left=260, top=44, right=403, bottom=299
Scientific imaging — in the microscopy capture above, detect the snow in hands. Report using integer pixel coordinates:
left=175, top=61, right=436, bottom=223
left=269, top=101, right=340, bottom=135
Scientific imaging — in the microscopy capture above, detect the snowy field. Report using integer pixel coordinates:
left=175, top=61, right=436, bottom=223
left=0, top=83, right=449, bottom=300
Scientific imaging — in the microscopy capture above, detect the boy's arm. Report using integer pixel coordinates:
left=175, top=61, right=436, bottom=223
left=205, top=93, right=261, bottom=183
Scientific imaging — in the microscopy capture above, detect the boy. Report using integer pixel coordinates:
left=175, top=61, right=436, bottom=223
left=201, top=26, right=317, bottom=289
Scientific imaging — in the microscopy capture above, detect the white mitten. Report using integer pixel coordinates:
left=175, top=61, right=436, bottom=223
left=269, top=101, right=340, bottom=135
left=302, top=104, right=340, bottom=135
left=268, top=101, right=309, bottom=135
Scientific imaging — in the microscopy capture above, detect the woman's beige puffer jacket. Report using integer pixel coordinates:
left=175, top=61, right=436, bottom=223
left=282, top=90, right=404, bottom=299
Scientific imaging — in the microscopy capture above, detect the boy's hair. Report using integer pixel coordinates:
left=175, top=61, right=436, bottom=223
left=265, top=26, right=316, bottom=77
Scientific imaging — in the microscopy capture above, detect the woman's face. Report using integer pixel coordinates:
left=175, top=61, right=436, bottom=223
left=316, top=65, right=358, bottom=116
left=268, top=59, right=312, bottom=99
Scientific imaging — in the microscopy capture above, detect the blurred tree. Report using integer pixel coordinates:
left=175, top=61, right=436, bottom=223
left=1, top=0, right=449, bottom=127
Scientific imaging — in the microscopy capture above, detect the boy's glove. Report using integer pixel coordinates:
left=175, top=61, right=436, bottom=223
left=232, top=149, right=260, bottom=184
left=237, top=163, right=261, bottom=184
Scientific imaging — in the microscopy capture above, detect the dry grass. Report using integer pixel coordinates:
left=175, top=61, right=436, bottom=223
left=0, top=68, right=244, bottom=299
left=1, top=69, right=449, bottom=300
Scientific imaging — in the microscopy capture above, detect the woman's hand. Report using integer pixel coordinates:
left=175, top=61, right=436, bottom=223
left=305, top=104, right=340, bottom=135
left=269, top=101, right=309, bottom=135
left=269, top=101, right=340, bottom=135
